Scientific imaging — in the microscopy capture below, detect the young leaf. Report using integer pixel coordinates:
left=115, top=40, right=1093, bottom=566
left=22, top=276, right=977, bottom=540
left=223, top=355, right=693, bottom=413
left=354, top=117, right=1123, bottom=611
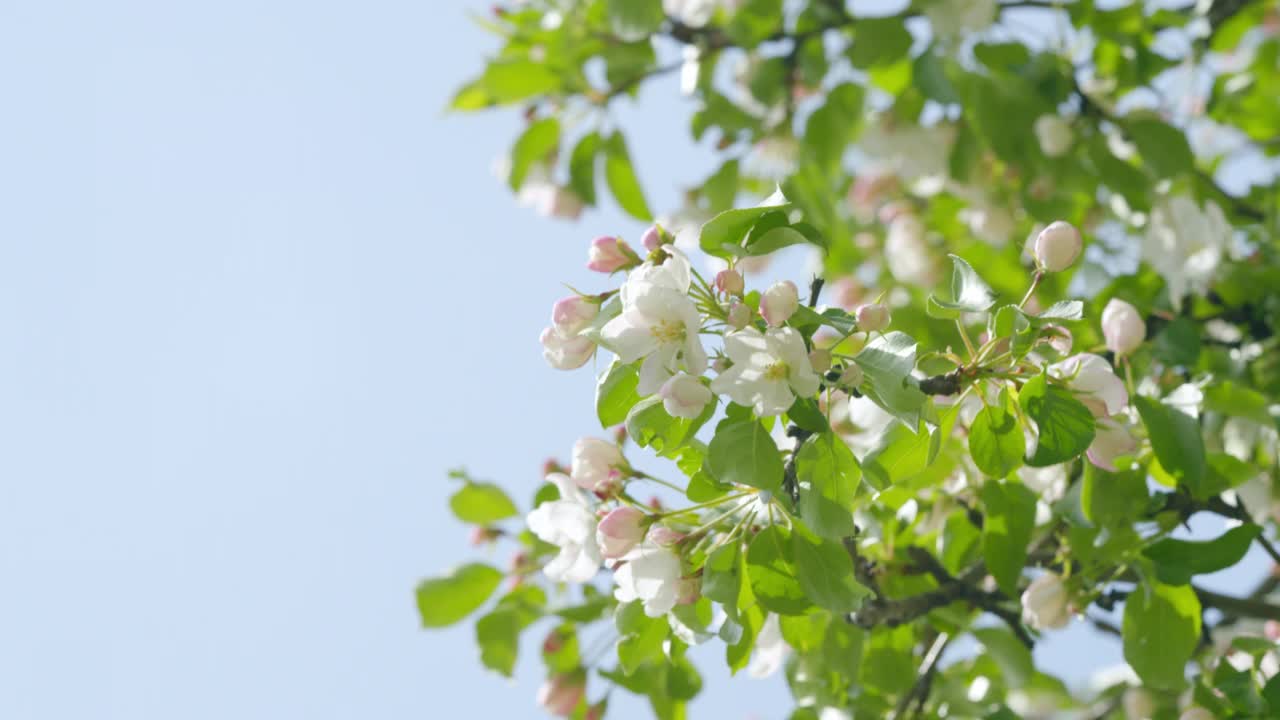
left=1019, top=372, right=1096, bottom=466
left=1143, top=525, right=1261, bottom=585
left=698, top=189, right=791, bottom=258
left=596, top=359, right=641, bottom=428
left=1124, top=582, right=1201, bottom=690
left=416, top=563, right=503, bottom=627
left=568, top=131, right=600, bottom=205
left=508, top=117, right=560, bottom=191
left=1135, top=395, right=1208, bottom=498
left=475, top=609, right=521, bottom=676
left=449, top=481, right=519, bottom=525
left=747, top=525, right=810, bottom=615
left=968, top=391, right=1025, bottom=477
left=1081, top=462, right=1149, bottom=528
left=706, top=418, right=785, bottom=494
left=603, top=132, right=652, bottom=221
left=927, top=254, right=999, bottom=318
left=606, top=0, right=664, bottom=42
left=797, top=433, right=861, bottom=539
left=854, top=332, right=927, bottom=428
left=792, top=524, right=871, bottom=613
left=980, top=480, right=1037, bottom=597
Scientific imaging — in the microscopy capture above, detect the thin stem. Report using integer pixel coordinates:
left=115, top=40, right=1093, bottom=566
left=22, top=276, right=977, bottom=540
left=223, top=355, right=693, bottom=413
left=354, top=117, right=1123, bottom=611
left=955, top=319, right=978, bottom=359
left=1018, top=271, right=1043, bottom=310
left=658, top=492, right=752, bottom=519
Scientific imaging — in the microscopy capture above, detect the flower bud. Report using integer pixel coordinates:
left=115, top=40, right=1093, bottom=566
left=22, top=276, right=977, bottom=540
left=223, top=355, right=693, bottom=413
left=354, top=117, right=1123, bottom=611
left=640, top=224, right=664, bottom=252
left=658, top=372, right=713, bottom=419
left=1020, top=572, right=1071, bottom=630
left=1101, top=298, right=1146, bottom=357
left=856, top=303, right=891, bottom=332
left=711, top=356, right=731, bottom=373
left=571, top=437, right=626, bottom=491
left=839, top=363, right=864, bottom=388
left=469, top=526, right=501, bottom=546
left=809, top=349, right=832, bottom=374
left=537, top=673, right=585, bottom=717
left=1122, top=687, right=1157, bottom=720
left=726, top=301, right=751, bottom=330
left=540, top=326, right=595, bottom=370
left=1034, top=114, right=1073, bottom=158
left=1178, top=707, right=1215, bottom=720
left=647, top=525, right=685, bottom=546
left=597, top=506, right=648, bottom=559
left=760, top=281, right=799, bottom=326
left=715, top=269, right=745, bottom=296
left=677, top=576, right=701, bottom=605
left=1033, top=221, right=1082, bottom=272
left=587, top=236, right=637, bottom=273
left=551, top=295, right=599, bottom=335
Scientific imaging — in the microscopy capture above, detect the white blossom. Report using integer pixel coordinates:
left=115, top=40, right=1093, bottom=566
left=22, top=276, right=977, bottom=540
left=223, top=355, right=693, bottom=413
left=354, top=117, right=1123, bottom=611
left=1088, top=417, right=1137, bottom=472
left=613, top=540, right=683, bottom=617
left=659, top=372, right=713, bottom=419
left=1143, top=196, right=1230, bottom=306
left=540, top=326, right=595, bottom=370
left=884, top=213, right=939, bottom=285
left=571, top=437, right=625, bottom=491
left=663, top=0, right=718, bottom=27
left=747, top=614, right=791, bottom=678
left=1034, top=115, right=1073, bottom=157
left=527, top=473, right=602, bottom=583
left=1021, top=572, right=1072, bottom=630
left=711, top=327, right=821, bottom=416
left=926, top=0, right=998, bottom=41
left=1049, top=353, right=1128, bottom=417
left=601, top=255, right=708, bottom=396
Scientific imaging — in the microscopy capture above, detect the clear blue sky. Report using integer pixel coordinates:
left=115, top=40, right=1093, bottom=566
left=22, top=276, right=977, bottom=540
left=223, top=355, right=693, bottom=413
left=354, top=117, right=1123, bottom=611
left=0, top=2, right=1264, bottom=718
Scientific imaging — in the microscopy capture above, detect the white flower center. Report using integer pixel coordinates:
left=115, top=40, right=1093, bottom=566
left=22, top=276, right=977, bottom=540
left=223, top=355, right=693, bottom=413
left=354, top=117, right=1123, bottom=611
left=650, top=319, right=685, bottom=344
left=764, top=361, right=789, bottom=381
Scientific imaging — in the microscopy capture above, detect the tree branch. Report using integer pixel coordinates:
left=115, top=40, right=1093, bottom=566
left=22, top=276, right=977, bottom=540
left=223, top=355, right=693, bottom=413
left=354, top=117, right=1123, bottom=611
left=1196, top=586, right=1280, bottom=621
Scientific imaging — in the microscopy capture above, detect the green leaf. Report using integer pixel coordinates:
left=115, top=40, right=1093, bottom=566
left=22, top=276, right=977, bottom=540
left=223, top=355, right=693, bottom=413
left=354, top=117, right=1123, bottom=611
left=449, top=481, right=519, bottom=525
left=416, top=563, right=503, bottom=627
left=1143, top=525, right=1261, bottom=585
left=625, top=395, right=714, bottom=457
left=854, top=331, right=927, bottom=428
left=475, top=609, right=521, bottom=676
left=1125, top=115, right=1194, bottom=178
left=797, top=433, right=861, bottom=539
left=973, top=42, right=1031, bottom=69
left=928, top=254, right=998, bottom=318
left=973, top=627, right=1034, bottom=688
left=1019, top=372, right=1096, bottom=467
left=980, top=481, right=1037, bottom=597
left=603, top=133, right=652, bottom=221
left=706, top=418, right=784, bottom=494
left=508, top=117, right=559, bottom=191
left=1124, top=582, right=1201, bottom=690
left=597, top=359, right=641, bottom=428
left=792, top=524, right=871, bottom=613
left=787, top=397, right=830, bottom=434
left=607, top=0, right=665, bottom=42
left=698, top=189, right=791, bottom=259
left=803, top=83, right=865, bottom=173
left=1135, top=395, right=1208, bottom=497
left=482, top=61, right=561, bottom=105
left=1082, top=462, right=1148, bottom=528
left=969, top=391, right=1025, bottom=477
left=568, top=132, right=600, bottom=205
left=726, top=0, right=783, bottom=48
left=1036, top=300, right=1084, bottom=321
left=616, top=601, right=668, bottom=674
left=1205, top=381, right=1274, bottom=426
left=747, top=525, right=810, bottom=615
left=847, top=18, right=913, bottom=69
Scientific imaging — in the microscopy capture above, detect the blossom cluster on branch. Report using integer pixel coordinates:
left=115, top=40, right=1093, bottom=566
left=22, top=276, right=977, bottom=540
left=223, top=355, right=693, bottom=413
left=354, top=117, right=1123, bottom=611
left=423, top=0, right=1280, bottom=717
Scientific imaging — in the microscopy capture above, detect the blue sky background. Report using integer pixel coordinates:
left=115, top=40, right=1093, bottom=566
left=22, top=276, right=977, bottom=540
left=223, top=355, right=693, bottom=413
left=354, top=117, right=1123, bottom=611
left=0, top=1, right=1265, bottom=718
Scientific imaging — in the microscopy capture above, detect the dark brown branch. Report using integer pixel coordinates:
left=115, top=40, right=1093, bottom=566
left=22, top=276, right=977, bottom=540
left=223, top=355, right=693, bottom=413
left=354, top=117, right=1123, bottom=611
left=891, top=630, right=951, bottom=720
left=1195, top=586, right=1280, bottom=621
left=917, top=370, right=963, bottom=396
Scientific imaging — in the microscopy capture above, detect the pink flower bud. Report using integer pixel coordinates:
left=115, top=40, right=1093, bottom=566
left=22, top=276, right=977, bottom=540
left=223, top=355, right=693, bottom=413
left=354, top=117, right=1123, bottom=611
left=597, top=506, right=648, bottom=559
left=715, top=269, right=744, bottom=295
left=1121, top=688, right=1156, bottom=720
left=830, top=277, right=864, bottom=310
left=658, top=373, right=713, bottom=419
left=712, top=356, right=731, bottom=373
left=584, top=702, right=605, bottom=720
left=1267, top=620, right=1280, bottom=641
left=537, top=673, right=585, bottom=717
left=647, top=525, right=685, bottom=546
left=1101, top=298, right=1145, bottom=357
left=677, top=576, right=700, bottom=605
left=540, top=326, right=595, bottom=370
left=839, top=364, right=864, bottom=388
left=1033, top=221, right=1082, bottom=272
left=760, top=281, right=799, bottom=326
left=1043, top=324, right=1073, bottom=356
left=726, top=301, right=750, bottom=330
left=809, top=349, right=831, bottom=374
left=641, top=224, right=664, bottom=252
left=551, top=295, right=599, bottom=335
left=469, top=526, right=500, bottom=546
left=587, top=236, right=637, bottom=273
left=856, top=303, right=890, bottom=332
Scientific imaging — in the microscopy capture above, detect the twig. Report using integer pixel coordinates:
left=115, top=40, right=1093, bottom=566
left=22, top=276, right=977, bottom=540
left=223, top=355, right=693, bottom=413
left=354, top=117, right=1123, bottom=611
left=891, top=631, right=951, bottom=720
left=1195, top=586, right=1280, bottom=621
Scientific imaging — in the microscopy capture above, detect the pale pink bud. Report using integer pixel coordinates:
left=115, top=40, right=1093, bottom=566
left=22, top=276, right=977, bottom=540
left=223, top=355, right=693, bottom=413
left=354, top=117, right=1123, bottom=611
left=587, top=236, right=637, bottom=273
left=641, top=224, right=664, bottom=252
left=809, top=349, right=831, bottom=374
left=711, top=357, right=730, bottom=373
left=677, top=576, right=700, bottom=605
left=839, top=364, right=864, bottom=387
left=647, top=525, right=685, bottom=546
left=571, top=437, right=625, bottom=491
left=1101, top=298, right=1145, bottom=357
left=1122, top=687, right=1156, bottom=720
left=542, top=186, right=585, bottom=220
left=584, top=702, right=606, bottom=720
left=537, top=674, right=585, bottom=717
left=658, top=372, right=713, bottom=419
left=551, top=295, right=599, bottom=335
left=715, top=269, right=744, bottom=295
left=540, top=326, right=595, bottom=370
left=469, top=526, right=500, bottom=546
left=1267, top=620, right=1280, bottom=641
left=1034, top=221, right=1082, bottom=272
left=1020, top=572, right=1072, bottom=630
left=856, top=303, right=890, bottom=332
left=1178, top=708, right=1215, bottom=720
left=597, top=506, right=648, bottom=559
left=830, top=277, right=864, bottom=310
left=760, top=281, right=799, bottom=326
left=1087, top=418, right=1137, bottom=472
left=1034, top=115, right=1073, bottom=158
left=726, top=302, right=750, bottom=330
left=1043, top=324, right=1073, bottom=355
